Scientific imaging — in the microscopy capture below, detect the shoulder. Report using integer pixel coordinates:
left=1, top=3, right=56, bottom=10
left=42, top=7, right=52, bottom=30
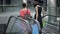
left=20, top=9, right=26, bottom=11
left=35, top=7, right=38, bottom=9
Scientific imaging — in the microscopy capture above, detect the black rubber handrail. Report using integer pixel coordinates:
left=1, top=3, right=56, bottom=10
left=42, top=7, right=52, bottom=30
left=42, top=14, right=60, bottom=18
left=5, top=16, right=28, bottom=33
left=18, top=15, right=60, bottom=21
left=27, top=15, right=60, bottom=28
left=18, top=15, right=60, bottom=26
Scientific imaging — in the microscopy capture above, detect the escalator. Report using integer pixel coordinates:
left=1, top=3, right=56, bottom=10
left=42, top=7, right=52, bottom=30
left=0, top=15, right=60, bottom=34
left=0, top=16, right=40, bottom=34
left=5, top=16, right=40, bottom=34
left=0, top=16, right=28, bottom=34
left=6, top=16, right=28, bottom=34
left=42, top=15, right=59, bottom=34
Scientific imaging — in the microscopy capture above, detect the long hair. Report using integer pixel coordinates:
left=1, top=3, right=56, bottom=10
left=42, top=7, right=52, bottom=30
left=34, top=1, right=40, bottom=7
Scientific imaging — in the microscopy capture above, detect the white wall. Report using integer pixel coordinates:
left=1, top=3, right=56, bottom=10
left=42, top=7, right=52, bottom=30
left=23, top=0, right=27, bottom=4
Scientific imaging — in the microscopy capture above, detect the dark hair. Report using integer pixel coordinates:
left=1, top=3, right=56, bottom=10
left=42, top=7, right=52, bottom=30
left=34, top=1, right=40, bottom=7
left=22, top=3, right=26, bottom=7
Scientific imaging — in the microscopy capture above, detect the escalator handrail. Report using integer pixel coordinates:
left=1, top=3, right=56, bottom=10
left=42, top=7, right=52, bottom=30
left=26, top=15, right=59, bottom=32
left=17, top=15, right=60, bottom=30
left=18, top=15, right=41, bottom=32
left=18, top=15, right=60, bottom=20
left=23, top=15, right=60, bottom=28
left=42, top=15, right=60, bottom=26
left=43, top=15, right=60, bottom=18
left=27, top=15, right=60, bottom=31
left=21, top=17, right=41, bottom=31
left=5, top=16, right=28, bottom=33
left=18, top=15, right=60, bottom=25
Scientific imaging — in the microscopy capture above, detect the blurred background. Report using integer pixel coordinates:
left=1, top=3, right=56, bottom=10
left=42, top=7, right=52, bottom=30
left=0, top=0, right=60, bottom=34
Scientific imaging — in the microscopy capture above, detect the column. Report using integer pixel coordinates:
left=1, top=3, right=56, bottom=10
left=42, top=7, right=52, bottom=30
left=47, top=0, right=57, bottom=23
left=23, top=0, right=27, bottom=4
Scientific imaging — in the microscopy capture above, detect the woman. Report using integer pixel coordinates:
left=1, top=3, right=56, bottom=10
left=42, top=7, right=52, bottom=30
left=20, top=3, right=31, bottom=19
left=19, top=3, right=31, bottom=34
left=34, top=1, right=44, bottom=34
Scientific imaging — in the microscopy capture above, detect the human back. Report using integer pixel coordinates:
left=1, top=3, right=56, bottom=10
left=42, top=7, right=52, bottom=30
left=20, top=8, right=30, bottom=19
left=20, top=3, right=31, bottom=19
left=38, top=6, right=42, bottom=18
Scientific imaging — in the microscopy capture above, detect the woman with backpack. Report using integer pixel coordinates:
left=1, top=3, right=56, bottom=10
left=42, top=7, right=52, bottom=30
left=20, top=3, right=31, bottom=19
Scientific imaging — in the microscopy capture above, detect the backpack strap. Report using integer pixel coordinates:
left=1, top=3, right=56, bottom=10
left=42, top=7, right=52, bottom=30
left=25, top=9, right=28, bottom=15
left=24, top=9, right=29, bottom=20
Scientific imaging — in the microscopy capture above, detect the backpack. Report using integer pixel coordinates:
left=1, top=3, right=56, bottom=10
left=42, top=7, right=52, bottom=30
left=24, top=9, right=30, bottom=20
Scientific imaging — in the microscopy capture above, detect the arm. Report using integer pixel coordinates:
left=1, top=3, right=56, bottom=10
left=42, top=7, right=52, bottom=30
left=20, top=9, right=22, bottom=16
left=42, top=7, right=44, bottom=16
left=35, top=7, right=38, bottom=20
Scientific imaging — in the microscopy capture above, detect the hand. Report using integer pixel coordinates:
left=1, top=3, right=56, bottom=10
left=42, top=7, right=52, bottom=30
left=43, top=14, right=44, bottom=17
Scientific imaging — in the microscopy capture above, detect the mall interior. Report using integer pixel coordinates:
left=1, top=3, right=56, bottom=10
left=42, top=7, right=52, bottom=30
left=0, top=0, right=60, bottom=34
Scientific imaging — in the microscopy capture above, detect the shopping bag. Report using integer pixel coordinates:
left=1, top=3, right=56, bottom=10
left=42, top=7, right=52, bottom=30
left=31, top=24, right=39, bottom=34
left=42, top=20, right=47, bottom=27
